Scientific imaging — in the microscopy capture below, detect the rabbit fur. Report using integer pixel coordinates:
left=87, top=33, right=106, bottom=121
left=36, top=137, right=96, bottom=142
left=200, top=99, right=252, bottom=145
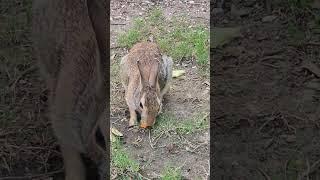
left=120, top=42, right=173, bottom=128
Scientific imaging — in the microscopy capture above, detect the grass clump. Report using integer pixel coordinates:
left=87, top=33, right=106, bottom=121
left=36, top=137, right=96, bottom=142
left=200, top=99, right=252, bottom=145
left=153, top=112, right=209, bottom=136
left=111, top=137, right=140, bottom=177
left=176, top=113, right=209, bottom=135
left=160, top=166, right=183, bottom=180
left=117, top=18, right=148, bottom=48
left=149, top=7, right=165, bottom=26
left=117, top=7, right=209, bottom=66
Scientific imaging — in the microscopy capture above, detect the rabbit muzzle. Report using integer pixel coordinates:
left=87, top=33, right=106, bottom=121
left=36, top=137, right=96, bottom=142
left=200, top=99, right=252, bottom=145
left=140, top=116, right=156, bottom=128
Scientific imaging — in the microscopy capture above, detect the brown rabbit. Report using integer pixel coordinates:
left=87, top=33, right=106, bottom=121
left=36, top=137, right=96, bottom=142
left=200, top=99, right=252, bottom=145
left=120, top=42, right=173, bottom=128
left=32, top=0, right=108, bottom=179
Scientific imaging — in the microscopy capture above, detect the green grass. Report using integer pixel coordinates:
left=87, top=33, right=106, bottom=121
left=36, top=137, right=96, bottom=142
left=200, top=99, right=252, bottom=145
left=153, top=112, right=209, bottom=136
left=111, top=137, right=140, bottom=177
left=176, top=113, right=209, bottom=135
left=149, top=7, right=165, bottom=26
left=160, top=166, right=183, bottom=180
left=117, top=7, right=209, bottom=67
left=117, top=17, right=150, bottom=48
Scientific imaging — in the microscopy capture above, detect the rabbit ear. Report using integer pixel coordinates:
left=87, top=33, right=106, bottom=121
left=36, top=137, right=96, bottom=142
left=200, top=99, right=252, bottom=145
left=137, top=60, right=147, bottom=87
left=149, top=62, right=159, bottom=88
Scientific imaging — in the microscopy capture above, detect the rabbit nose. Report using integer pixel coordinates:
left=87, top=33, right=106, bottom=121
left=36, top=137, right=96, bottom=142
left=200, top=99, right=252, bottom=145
left=140, top=117, right=156, bottom=128
left=140, top=122, right=148, bottom=129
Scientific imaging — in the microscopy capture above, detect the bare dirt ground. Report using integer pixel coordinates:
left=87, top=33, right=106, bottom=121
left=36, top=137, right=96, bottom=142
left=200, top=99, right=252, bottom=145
left=213, top=0, right=320, bottom=179
left=110, top=0, right=210, bottom=179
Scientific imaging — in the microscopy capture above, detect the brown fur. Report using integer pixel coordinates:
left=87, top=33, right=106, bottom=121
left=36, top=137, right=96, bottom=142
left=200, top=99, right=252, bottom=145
left=32, top=0, right=108, bottom=179
left=120, top=42, right=173, bottom=128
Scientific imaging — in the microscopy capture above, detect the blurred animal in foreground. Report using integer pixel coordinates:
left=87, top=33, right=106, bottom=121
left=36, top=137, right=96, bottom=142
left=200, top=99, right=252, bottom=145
left=32, top=0, right=108, bottom=179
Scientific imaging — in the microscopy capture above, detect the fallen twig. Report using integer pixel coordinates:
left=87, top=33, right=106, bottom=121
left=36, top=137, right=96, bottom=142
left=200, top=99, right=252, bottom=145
left=179, top=135, right=196, bottom=149
left=110, top=46, right=122, bottom=49
left=201, top=164, right=209, bottom=179
left=148, top=130, right=154, bottom=149
left=257, top=168, right=271, bottom=180
left=258, top=117, right=274, bottom=132
left=282, top=111, right=308, bottom=123
left=111, top=23, right=126, bottom=25
left=260, top=55, right=286, bottom=62
left=301, top=60, right=320, bottom=78
left=306, top=158, right=310, bottom=180
left=151, top=131, right=165, bottom=147
left=186, top=142, right=206, bottom=153
left=194, top=16, right=209, bottom=20
left=305, top=42, right=320, bottom=46
left=285, top=160, right=288, bottom=180
left=261, top=63, right=280, bottom=69
left=137, top=172, right=152, bottom=180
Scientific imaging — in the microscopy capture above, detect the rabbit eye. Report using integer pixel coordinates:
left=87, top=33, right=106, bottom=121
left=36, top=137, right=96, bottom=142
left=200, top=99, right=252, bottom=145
left=140, top=102, right=143, bottom=108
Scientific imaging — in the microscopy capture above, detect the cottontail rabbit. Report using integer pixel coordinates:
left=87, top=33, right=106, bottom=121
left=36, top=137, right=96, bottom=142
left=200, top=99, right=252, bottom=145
left=32, top=0, right=107, bottom=179
left=120, top=42, right=173, bottom=128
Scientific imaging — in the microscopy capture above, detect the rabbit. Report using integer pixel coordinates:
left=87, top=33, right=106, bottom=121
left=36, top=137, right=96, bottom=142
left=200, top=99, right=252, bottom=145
left=120, top=42, right=173, bottom=128
left=32, top=0, right=108, bottom=180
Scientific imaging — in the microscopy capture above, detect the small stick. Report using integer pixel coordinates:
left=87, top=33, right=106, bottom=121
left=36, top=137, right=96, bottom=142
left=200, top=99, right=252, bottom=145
left=1, top=157, right=11, bottom=174
left=137, top=172, right=152, bottom=180
left=285, top=160, right=288, bottom=180
left=301, top=61, right=320, bottom=78
left=258, top=117, right=274, bottom=132
left=179, top=135, right=196, bottom=149
left=110, top=46, right=122, bottom=49
left=111, top=23, right=126, bottom=25
left=152, top=131, right=165, bottom=147
left=282, top=111, right=308, bottom=122
left=261, top=63, right=280, bottom=69
left=305, top=42, right=320, bottom=46
left=186, top=143, right=206, bottom=153
left=306, top=158, right=310, bottom=180
left=260, top=55, right=285, bottom=62
left=258, top=168, right=271, bottom=180
left=148, top=130, right=154, bottom=149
